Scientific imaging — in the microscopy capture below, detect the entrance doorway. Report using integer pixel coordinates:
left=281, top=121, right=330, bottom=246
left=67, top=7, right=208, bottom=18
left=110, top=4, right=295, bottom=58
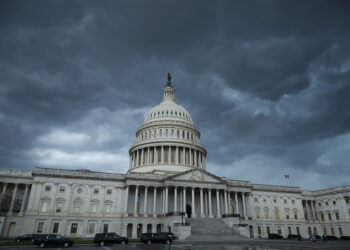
left=249, top=225, right=254, bottom=238
left=186, top=205, right=192, bottom=218
left=8, top=222, right=16, bottom=238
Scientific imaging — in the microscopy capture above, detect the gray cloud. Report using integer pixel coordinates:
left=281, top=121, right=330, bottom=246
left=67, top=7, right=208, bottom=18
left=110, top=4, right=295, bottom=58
left=0, top=0, right=350, bottom=190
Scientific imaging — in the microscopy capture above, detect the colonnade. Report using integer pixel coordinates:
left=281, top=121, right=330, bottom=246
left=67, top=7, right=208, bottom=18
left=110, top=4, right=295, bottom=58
left=124, top=185, right=253, bottom=219
left=130, top=146, right=206, bottom=169
left=302, top=200, right=318, bottom=222
left=0, top=182, right=31, bottom=216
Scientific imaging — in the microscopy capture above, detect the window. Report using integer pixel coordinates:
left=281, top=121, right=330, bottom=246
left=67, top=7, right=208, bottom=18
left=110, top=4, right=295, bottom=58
left=284, top=199, right=287, bottom=204
left=339, top=227, right=343, bottom=236
left=328, top=213, right=332, bottom=220
left=254, top=198, right=258, bottom=203
left=258, top=226, right=262, bottom=235
left=323, top=227, right=327, bottom=234
left=274, top=207, right=280, bottom=219
left=74, top=200, right=82, bottom=213
left=294, top=210, right=298, bottom=219
left=77, top=187, right=82, bottom=193
left=56, top=201, right=63, bottom=213
left=318, top=202, right=321, bottom=206
left=160, top=129, right=162, bottom=137
left=94, top=189, right=99, bottom=194
left=330, top=227, right=335, bottom=236
left=103, top=224, right=109, bottom=233
left=89, top=223, right=95, bottom=234
left=45, top=185, right=51, bottom=191
left=263, top=198, right=266, bottom=203
left=165, top=129, right=168, bottom=137
left=71, top=223, right=78, bottom=234
left=177, top=130, right=179, bottom=138
left=171, top=129, right=174, bottom=136
left=154, top=130, right=157, bottom=138
left=59, top=186, right=65, bottom=192
left=37, top=222, right=44, bottom=233
left=292, top=200, right=295, bottom=204
left=104, top=203, right=112, bottom=213
left=52, top=223, right=59, bottom=233
left=91, top=203, right=98, bottom=213
left=149, top=131, right=151, bottom=138
left=273, top=199, right=276, bottom=203
left=288, top=227, right=292, bottom=235
left=325, top=201, right=329, bottom=206
left=320, top=213, right=324, bottom=221
left=254, top=207, right=260, bottom=218
left=333, top=201, right=336, bottom=205
left=187, top=132, right=189, bottom=139
left=264, top=207, right=269, bottom=219
left=107, top=189, right=112, bottom=195
left=336, top=212, right=339, bottom=220
left=182, top=131, right=184, bottom=138
left=296, top=227, right=300, bottom=235
left=41, top=200, right=49, bottom=212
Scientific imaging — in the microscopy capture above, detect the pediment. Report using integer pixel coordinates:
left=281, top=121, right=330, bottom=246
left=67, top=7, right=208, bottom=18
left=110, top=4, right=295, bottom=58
left=168, top=169, right=223, bottom=183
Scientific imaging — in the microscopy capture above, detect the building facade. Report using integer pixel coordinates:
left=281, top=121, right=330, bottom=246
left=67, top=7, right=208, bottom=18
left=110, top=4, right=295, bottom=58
left=0, top=75, right=349, bottom=239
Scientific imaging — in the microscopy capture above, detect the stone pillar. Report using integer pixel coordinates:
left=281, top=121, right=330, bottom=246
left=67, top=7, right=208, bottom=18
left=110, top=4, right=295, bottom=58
left=154, top=146, right=158, bottom=164
left=134, top=186, right=139, bottom=217
left=192, top=187, right=196, bottom=218
left=203, top=155, right=206, bottom=170
left=136, top=150, right=139, bottom=167
left=242, top=193, right=247, bottom=219
left=124, top=186, right=129, bottom=216
left=18, top=184, right=29, bottom=215
left=249, top=193, right=253, bottom=219
left=141, top=148, right=144, bottom=166
left=216, top=190, right=221, bottom=218
left=182, top=147, right=186, bottom=165
left=153, top=187, right=157, bottom=218
left=165, top=187, right=168, bottom=214
left=49, top=183, right=58, bottom=214
left=224, top=191, right=228, bottom=214
left=147, top=148, right=150, bottom=165
left=0, top=183, right=8, bottom=207
left=306, top=201, right=311, bottom=221
left=208, top=189, right=213, bottom=218
left=143, top=186, right=148, bottom=217
left=311, top=201, right=317, bottom=221
left=183, top=188, right=186, bottom=213
left=194, top=150, right=197, bottom=167
left=174, top=187, right=177, bottom=212
left=129, top=154, right=132, bottom=169
left=161, top=146, right=164, bottom=164
left=175, top=147, right=179, bottom=165
left=168, top=146, right=171, bottom=164
left=235, top=192, right=239, bottom=215
left=8, top=183, right=18, bottom=215
left=200, top=188, right=204, bottom=218
left=199, top=152, right=202, bottom=168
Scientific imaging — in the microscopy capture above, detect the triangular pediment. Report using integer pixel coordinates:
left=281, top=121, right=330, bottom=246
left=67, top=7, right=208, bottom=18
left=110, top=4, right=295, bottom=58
left=167, top=169, right=224, bottom=183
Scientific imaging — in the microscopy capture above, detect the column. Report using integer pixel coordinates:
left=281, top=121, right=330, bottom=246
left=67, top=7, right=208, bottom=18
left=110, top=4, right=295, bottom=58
left=141, top=149, right=144, bottom=166
left=8, top=183, right=18, bottom=215
left=154, top=146, right=158, bottom=164
left=224, top=191, right=228, bottom=214
left=183, top=188, right=186, bottom=213
left=0, top=183, right=8, bottom=206
left=19, top=184, right=29, bottom=215
left=200, top=188, right=204, bottom=218
left=182, top=147, right=186, bottom=165
left=175, top=147, right=179, bottom=165
left=49, top=183, right=58, bottom=213
left=153, top=187, right=157, bottom=217
left=174, top=187, right=177, bottom=212
left=192, top=187, right=196, bottom=218
left=124, top=186, right=129, bottom=215
left=168, top=146, right=171, bottom=164
left=147, top=148, right=150, bottom=165
left=311, top=201, right=317, bottom=221
left=143, top=186, right=148, bottom=217
left=136, top=150, right=139, bottom=167
left=199, top=152, right=202, bottom=168
left=249, top=193, right=253, bottom=219
left=235, top=192, right=239, bottom=215
left=216, top=190, right=221, bottom=217
left=208, top=189, right=213, bottom=218
left=129, top=154, right=132, bottom=169
left=194, top=150, right=197, bottom=167
left=161, top=146, right=164, bottom=164
left=165, top=187, right=168, bottom=213
left=242, top=193, right=247, bottom=219
left=134, top=186, right=139, bottom=217
left=306, top=201, right=311, bottom=221
left=203, top=155, right=206, bottom=170
left=190, top=149, right=193, bottom=166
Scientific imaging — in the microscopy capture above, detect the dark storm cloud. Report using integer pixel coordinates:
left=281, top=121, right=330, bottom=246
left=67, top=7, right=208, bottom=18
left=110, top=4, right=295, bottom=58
left=0, top=0, right=349, bottom=189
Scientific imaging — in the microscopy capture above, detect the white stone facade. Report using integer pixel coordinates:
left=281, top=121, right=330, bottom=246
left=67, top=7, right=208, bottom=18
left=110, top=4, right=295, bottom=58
left=0, top=75, right=349, bottom=239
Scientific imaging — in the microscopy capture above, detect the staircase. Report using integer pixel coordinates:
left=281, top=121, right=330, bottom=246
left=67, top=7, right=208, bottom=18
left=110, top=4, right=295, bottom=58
left=185, top=218, right=246, bottom=240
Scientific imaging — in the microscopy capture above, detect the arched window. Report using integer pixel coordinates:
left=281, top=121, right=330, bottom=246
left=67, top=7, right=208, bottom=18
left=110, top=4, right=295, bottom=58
left=147, top=224, right=152, bottom=233
left=274, top=207, right=280, bottom=219
left=156, top=224, right=162, bottom=233
left=264, top=207, right=269, bottom=219
left=293, top=209, right=298, bottom=219
left=254, top=207, right=260, bottom=219
left=285, top=208, right=290, bottom=219
left=127, top=224, right=132, bottom=238
left=55, top=199, right=65, bottom=213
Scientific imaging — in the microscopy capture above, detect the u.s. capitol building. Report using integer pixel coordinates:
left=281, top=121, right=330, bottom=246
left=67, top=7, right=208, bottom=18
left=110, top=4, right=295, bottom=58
left=0, top=75, right=349, bottom=240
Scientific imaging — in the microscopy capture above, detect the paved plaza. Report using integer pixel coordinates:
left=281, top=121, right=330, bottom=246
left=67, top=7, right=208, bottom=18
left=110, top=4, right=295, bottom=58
left=1, top=240, right=350, bottom=250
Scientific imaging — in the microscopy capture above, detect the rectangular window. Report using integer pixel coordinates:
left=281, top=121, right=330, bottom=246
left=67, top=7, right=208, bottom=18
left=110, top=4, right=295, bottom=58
left=258, top=226, right=261, bottom=234
left=107, top=189, right=112, bottom=195
left=37, top=222, right=44, bottom=233
left=339, top=227, right=343, bottom=236
left=160, top=129, right=162, bottom=137
left=288, top=227, right=292, bottom=235
left=94, top=189, right=99, bottom=194
left=45, top=186, right=51, bottom=191
left=177, top=130, right=179, bottom=138
left=71, top=223, right=78, bottom=234
left=59, top=186, right=65, bottom=192
left=103, top=224, right=109, bottom=233
left=91, top=204, right=97, bottom=213
left=336, top=212, right=339, bottom=220
left=331, top=227, right=335, bottom=236
left=165, top=129, right=168, bottom=136
left=89, top=223, right=95, bottom=234
left=52, top=223, right=59, bottom=233
left=171, top=129, right=174, bottom=136
left=56, top=202, right=63, bottom=213
left=41, top=201, right=48, bottom=212
left=105, top=204, right=111, bottom=213
left=296, top=227, right=300, bottom=235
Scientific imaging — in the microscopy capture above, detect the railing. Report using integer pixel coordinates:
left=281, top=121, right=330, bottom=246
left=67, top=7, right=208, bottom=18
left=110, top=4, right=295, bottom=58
left=165, top=212, right=185, bottom=216
left=174, top=222, right=190, bottom=226
left=222, top=213, right=240, bottom=218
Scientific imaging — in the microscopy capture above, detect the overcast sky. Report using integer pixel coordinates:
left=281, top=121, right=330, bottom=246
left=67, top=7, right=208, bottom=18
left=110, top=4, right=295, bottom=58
left=1, top=0, right=349, bottom=190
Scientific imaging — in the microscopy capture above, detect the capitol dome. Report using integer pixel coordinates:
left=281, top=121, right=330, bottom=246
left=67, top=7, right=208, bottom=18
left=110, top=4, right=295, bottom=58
left=128, top=73, right=207, bottom=174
